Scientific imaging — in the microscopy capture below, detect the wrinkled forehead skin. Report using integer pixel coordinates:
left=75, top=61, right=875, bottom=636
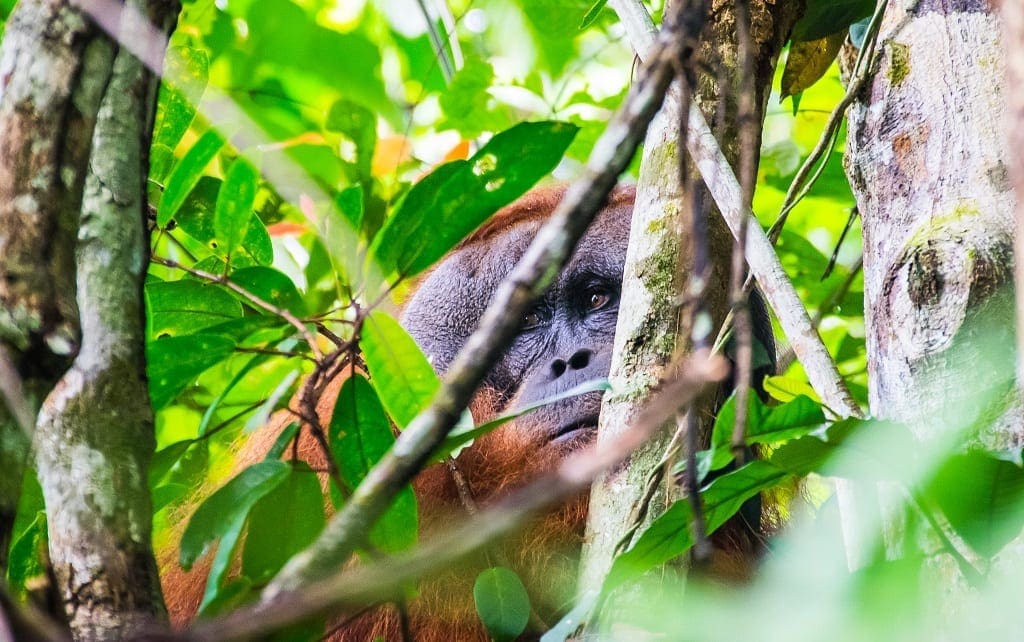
left=400, top=186, right=635, bottom=377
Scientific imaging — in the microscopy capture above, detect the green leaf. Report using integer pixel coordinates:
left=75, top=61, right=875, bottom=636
left=608, top=461, right=789, bottom=590
left=229, top=266, right=307, bottom=317
left=7, top=511, right=47, bottom=600
left=791, top=0, right=874, bottom=42
left=179, top=460, right=290, bottom=569
left=369, top=121, right=578, bottom=279
left=329, top=374, right=418, bottom=552
left=154, top=45, right=210, bottom=151
left=147, top=334, right=236, bottom=409
left=326, top=99, right=376, bottom=178
left=927, top=452, right=1024, bottom=557
left=321, top=184, right=364, bottom=288
left=197, top=576, right=253, bottom=618
left=215, top=159, right=260, bottom=263
left=145, top=280, right=243, bottom=339
left=700, top=460, right=790, bottom=534
left=439, top=57, right=497, bottom=137
left=175, top=177, right=273, bottom=267
left=361, top=311, right=440, bottom=428
left=158, top=129, right=225, bottom=227
left=266, top=422, right=300, bottom=461
left=242, top=463, right=326, bottom=583
left=706, top=394, right=826, bottom=470
left=474, top=567, right=531, bottom=642
left=579, top=0, right=609, bottom=29
left=761, top=375, right=822, bottom=405
left=606, top=500, right=691, bottom=590
left=330, top=374, right=393, bottom=490
left=199, top=510, right=249, bottom=613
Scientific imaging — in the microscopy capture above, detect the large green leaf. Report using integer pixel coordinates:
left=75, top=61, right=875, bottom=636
left=360, top=311, right=440, bottom=428
left=791, top=0, right=874, bottom=42
left=474, top=567, right=531, bottom=642
left=329, top=374, right=418, bottom=552
left=215, top=159, right=260, bottom=263
left=147, top=334, right=235, bottom=409
left=153, top=45, right=209, bottom=151
left=607, top=461, right=788, bottom=590
left=369, top=121, right=577, bottom=279
left=330, top=374, right=393, bottom=490
left=175, top=177, right=273, bottom=267
left=242, top=463, right=326, bottom=583
left=927, top=452, right=1024, bottom=557
left=326, top=99, right=376, bottom=179
left=704, top=394, right=826, bottom=471
left=145, top=280, right=242, bottom=339
left=158, top=129, right=225, bottom=227
left=179, top=460, right=290, bottom=569
left=229, top=266, right=307, bottom=317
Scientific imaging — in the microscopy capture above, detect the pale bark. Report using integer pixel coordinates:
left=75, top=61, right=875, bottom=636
left=0, top=0, right=179, bottom=638
left=844, top=0, right=1021, bottom=444
left=581, top=0, right=802, bottom=592
left=0, top=0, right=97, bottom=566
left=1003, top=0, right=1024, bottom=395
left=845, top=0, right=1020, bottom=606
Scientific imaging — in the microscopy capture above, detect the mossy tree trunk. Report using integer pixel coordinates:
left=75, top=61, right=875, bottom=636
left=581, top=0, right=803, bottom=595
left=844, top=1, right=1020, bottom=445
left=0, top=0, right=179, bottom=638
left=844, top=0, right=1021, bottom=600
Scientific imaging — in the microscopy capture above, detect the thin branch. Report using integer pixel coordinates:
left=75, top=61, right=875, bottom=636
left=414, top=0, right=455, bottom=80
left=151, top=256, right=324, bottom=360
left=260, top=24, right=686, bottom=599
left=729, top=0, right=756, bottom=466
left=146, top=353, right=727, bottom=642
left=682, top=161, right=713, bottom=563
left=767, top=0, right=888, bottom=244
left=775, top=256, right=863, bottom=373
left=611, top=0, right=861, bottom=420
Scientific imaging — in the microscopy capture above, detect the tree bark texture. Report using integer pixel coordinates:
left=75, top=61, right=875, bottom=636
left=1002, top=0, right=1024, bottom=394
left=0, top=0, right=98, bottom=571
left=0, top=0, right=179, bottom=639
left=844, top=0, right=1022, bottom=446
left=581, top=0, right=802, bottom=592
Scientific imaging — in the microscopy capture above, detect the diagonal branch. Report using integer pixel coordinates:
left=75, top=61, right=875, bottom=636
left=612, top=0, right=861, bottom=420
left=151, top=354, right=726, bottom=642
left=260, top=20, right=690, bottom=599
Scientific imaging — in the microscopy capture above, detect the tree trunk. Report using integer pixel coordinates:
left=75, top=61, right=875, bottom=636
left=844, top=1, right=1021, bottom=444
left=844, top=0, right=1020, bottom=602
left=581, top=0, right=801, bottom=593
left=0, top=0, right=179, bottom=638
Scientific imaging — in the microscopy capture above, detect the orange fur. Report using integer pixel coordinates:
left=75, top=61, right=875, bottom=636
left=160, top=185, right=759, bottom=640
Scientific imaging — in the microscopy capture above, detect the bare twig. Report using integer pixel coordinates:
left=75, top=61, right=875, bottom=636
left=151, top=256, right=324, bottom=360
left=682, top=161, right=713, bottom=563
left=767, top=0, right=888, bottom=245
left=145, top=354, right=727, bottom=642
left=729, top=0, right=757, bottom=465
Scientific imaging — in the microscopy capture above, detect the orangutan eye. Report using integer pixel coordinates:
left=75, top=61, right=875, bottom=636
left=587, top=291, right=610, bottom=311
left=523, top=310, right=542, bottom=329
